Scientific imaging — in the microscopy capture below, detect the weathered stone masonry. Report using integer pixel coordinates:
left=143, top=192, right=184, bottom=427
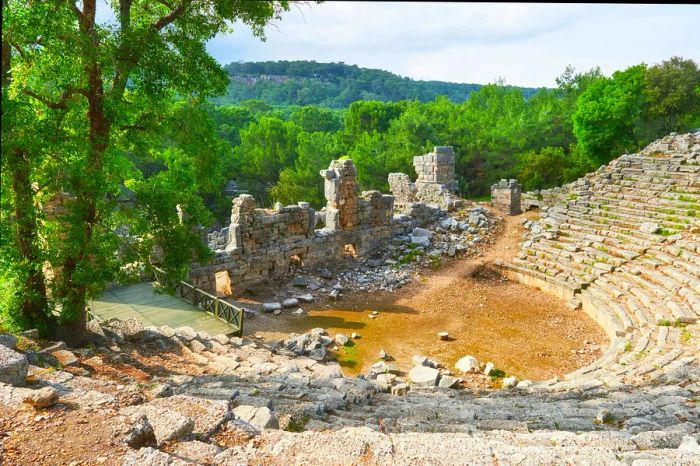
left=389, top=146, right=461, bottom=211
left=490, top=179, right=522, bottom=215
left=190, top=159, right=395, bottom=295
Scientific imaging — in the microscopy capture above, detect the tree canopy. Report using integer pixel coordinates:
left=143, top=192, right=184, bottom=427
left=1, top=0, right=290, bottom=340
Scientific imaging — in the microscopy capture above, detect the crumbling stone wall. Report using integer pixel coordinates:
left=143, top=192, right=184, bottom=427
left=389, top=146, right=460, bottom=211
left=490, top=179, right=522, bottom=215
left=226, top=196, right=316, bottom=254
left=387, top=173, right=417, bottom=209
left=190, top=159, right=394, bottom=294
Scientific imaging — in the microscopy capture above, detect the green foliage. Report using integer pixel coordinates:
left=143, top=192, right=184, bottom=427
left=215, top=60, right=542, bottom=108
left=271, top=131, right=343, bottom=207
left=1, top=0, right=290, bottom=337
left=643, top=57, right=700, bottom=135
left=233, top=116, right=301, bottom=204
left=574, top=65, right=647, bottom=165
left=219, top=56, right=698, bottom=208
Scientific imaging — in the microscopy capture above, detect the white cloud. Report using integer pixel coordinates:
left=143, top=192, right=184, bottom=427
left=206, top=2, right=700, bottom=87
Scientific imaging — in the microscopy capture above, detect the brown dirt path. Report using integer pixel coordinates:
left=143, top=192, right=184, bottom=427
left=249, top=208, right=609, bottom=381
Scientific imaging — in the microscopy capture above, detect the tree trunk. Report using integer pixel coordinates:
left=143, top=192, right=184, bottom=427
left=54, top=0, right=108, bottom=343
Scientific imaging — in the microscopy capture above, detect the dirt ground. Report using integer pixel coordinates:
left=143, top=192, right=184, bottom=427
left=0, top=404, right=127, bottom=466
left=246, top=210, right=609, bottom=381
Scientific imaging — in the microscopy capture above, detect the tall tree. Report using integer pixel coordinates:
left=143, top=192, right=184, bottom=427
left=1, top=1, right=290, bottom=341
left=642, top=56, right=700, bottom=136
left=573, top=65, right=647, bottom=165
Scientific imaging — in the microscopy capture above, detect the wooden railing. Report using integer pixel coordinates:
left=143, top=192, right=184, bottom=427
left=152, top=267, right=244, bottom=336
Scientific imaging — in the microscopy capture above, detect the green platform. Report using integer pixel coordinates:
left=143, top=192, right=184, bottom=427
left=91, top=282, right=236, bottom=336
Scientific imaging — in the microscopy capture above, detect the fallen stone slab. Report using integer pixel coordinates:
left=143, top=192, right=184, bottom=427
left=233, top=405, right=279, bottom=430
left=120, top=404, right=193, bottom=446
left=168, top=440, right=223, bottom=464
left=121, top=395, right=229, bottom=444
left=438, top=375, right=459, bottom=388
left=408, top=365, right=440, bottom=388
left=0, top=343, right=28, bottom=387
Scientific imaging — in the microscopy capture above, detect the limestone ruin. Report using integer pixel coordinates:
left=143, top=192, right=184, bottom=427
left=389, top=146, right=461, bottom=211
left=193, top=150, right=470, bottom=296
left=491, top=178, right=522, bottom=215
left=192, top=158, right=396, bottom=295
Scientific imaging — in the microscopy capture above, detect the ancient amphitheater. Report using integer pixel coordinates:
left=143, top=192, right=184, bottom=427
left=1, top=133, right=699, bottom=465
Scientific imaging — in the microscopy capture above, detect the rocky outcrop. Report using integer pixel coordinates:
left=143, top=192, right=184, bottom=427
left=0, top=344, right=28, bottom=386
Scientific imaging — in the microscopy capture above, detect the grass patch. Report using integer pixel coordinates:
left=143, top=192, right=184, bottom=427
left=681, top=329, right=692, bottom=343
left=489, top=368, right=506, bottom=380
left=339, top=342, right=360, bottom=367
left=399, top=247, right=422, bottom=265
left=285, top=415, right=310, bottom=432
left=624, top=341, right=632, bottom=352
left=428, top=255, right=442, bottom=270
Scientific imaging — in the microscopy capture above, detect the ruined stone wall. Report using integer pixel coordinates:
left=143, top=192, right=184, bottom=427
left=390, top=146, right=460, bottom=211
left=226, top=196, right=316, bottom=255
left=190, top=159, right=394, bottom=294
left=490, top=179, right=522, bottom=215
left=387, top=173, right=417, bottom=209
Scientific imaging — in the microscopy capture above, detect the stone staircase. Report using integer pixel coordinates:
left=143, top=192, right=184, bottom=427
left=497, top=133, right=700, bottom=398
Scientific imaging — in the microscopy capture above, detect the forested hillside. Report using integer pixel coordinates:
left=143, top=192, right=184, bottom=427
left=214, top=60, right=540, bottom=107
left=207, top=57, right=700, bottom=214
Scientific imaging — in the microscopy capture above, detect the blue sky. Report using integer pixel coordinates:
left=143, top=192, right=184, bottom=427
left=206, top=2, right=700, bottom=88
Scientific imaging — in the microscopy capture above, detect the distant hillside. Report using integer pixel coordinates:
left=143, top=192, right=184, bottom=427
left=213, top=60, right=542, bottom=108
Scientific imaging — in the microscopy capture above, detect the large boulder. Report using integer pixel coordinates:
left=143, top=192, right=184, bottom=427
left=0, top=344, right=28, bottom=386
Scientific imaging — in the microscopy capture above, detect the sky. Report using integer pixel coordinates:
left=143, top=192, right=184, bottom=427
left=206, top=2, right=700, bottom=88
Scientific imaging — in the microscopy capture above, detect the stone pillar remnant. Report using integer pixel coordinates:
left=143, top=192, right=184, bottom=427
left=320, top=159, right=360, bottom=230
left=491, top=179, right=522, bottom=215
